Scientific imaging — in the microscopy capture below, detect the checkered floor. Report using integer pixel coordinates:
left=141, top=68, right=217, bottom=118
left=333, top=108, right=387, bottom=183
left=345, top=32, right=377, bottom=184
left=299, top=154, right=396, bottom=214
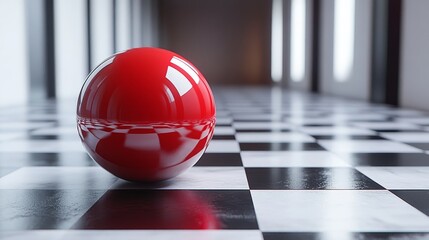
left=2, top=86, right=429, bottom=239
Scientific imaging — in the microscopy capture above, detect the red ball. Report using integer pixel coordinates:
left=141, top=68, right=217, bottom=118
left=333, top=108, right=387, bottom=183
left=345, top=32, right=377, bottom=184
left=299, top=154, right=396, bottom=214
left=77, top=48, right=216, bottom=182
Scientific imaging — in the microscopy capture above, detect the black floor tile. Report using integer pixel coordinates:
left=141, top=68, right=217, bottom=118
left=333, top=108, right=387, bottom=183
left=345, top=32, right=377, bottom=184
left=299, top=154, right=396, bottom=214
left=263, top=232, right=429, bottom=240
left=195, top=153, right=242, bottom=166
left=340, top=153, right=429, bottom=166
left=215, top=124, right=232, bottom=127
left=264, top=232, right=317, bottom=240
left=73, top=190, right=258, bottom=229
left=0, top=153, right=95, bottom=167
left=236, top=129, right=291, bottom=133
left=312, top=135, right=385, bottom=140
left=405, top=143, right=429, bottom=151
left=375, top=130, right=424, bottom=133
left=240, top=143, right=325, bottom=151
left=0, top=190, right=105, bottom=230
left=233, top=119, right=273, bottom=122
left=392, top=190, right=429, bottom=216
left=301, top=124, right=334, bottom=127
left=348, top=120, right=389, bottom=123
left=27, top=135, right=77, bottom=140
left=212, top=135, right=236, bottom=140
left=246, top=168, right=383, bottom=190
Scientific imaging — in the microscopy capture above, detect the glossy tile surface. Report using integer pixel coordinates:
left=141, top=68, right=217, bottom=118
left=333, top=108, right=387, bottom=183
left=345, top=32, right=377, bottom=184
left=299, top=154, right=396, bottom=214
left=0, top=190, right=105, bottom=230
left=340, top=153, right=429, bottom=166
left=195, top=153, right=243, bottom=166
left=72, top=190, right=258, bottom=229
left=239, top=142, right=325, bottom=151
left=111, top=167, right=249, bottom=190
left=241, top=151, right=349, bottom=167
left=2, top=86, right=429, bottom=239
left=251, top=190, right=429, bottom=232
left=357, top=167, right=429, bottom=189
left=1, top=230, right=263, bottom=240
left=318, top=140, right=421, bottom=153
left=0, top=167, right=117, bottom=189
left=263, top=232, right=429, bottom=240
left=246, top=168, right=382, bottom=190
left=393, top=190, right=429, bottom=216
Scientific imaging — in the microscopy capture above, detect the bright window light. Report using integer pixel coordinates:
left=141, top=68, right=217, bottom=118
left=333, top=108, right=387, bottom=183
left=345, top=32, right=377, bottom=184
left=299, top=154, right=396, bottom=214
left=91, top=0, right=114, bottom=68
left=116, top=0, right=131, bottom=52
left=290, top=0, right=306, bottom=82
left=0, top=0, right=28, bottom=107
left=55, top=0, right=87, bottom=100
left=333, top=0, right=355, bottom=82
left=271, top=0, right=283, bottom=82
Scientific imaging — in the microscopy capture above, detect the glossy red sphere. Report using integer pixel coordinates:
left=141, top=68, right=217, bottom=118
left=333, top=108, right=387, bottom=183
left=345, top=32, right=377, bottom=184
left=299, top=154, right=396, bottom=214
left=77, top=48, right=216, bottom=182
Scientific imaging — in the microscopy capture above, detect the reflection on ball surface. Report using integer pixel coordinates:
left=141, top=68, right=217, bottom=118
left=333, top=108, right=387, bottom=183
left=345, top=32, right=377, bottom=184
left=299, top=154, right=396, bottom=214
left=77, top=48, right=216, bottom=182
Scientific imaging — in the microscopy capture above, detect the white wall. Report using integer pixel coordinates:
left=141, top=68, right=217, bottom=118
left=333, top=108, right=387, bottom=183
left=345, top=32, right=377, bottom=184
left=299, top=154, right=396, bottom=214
left=115, top=0, right=131, bottom=52
left=54, top=0, right=88, bottom=100
left=319, top=0, right=372, bottom=100
left=90, top=0, right=114, bottom=68
left=287, top=0, right=313, bottom=91
left=26, top=0, right=46, bottom=101
left=400, top=0, right=429, bottom=111
left=141, top=0, right=158, bottom=47
left=131, top=0, right=142, bottom=48
left=0, top=0, right=28, bottom=107
left=131, top=0, right=158, bottom=48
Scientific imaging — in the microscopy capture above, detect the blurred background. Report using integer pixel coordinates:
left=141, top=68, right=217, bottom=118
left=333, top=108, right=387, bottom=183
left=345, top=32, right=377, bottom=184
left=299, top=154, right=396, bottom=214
left=0, top=0, right=427, bottom=110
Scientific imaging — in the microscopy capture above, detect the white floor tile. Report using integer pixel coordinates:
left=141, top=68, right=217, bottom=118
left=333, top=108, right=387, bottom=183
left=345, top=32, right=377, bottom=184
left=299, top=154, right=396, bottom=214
left=286, top=117, right=346, bottom=125
left=31, top=127, right=77, bottom=136
left=206, top=140, right=240, bottom=153
left=0, top=230, right=65, bottom=240
left=378, top=109, right=426, bottom=116
left=251, top=190, right=429, bottom=232
left=396, top=117, right=429, bottom=124
left=381, top=132, right=429, bottom=143
left=233, top=122, right=292, bottom=130
left=298, top=127, right=376, bottom=135
left=328, top=113, right=388, bottom=121
left=0, top=167, right=117, bottom=189
left=1, top=230, right=263, bottom=240
left=357, top=167, right=429, bottom=189
left=233, top=115, right=278, bottom=121
left=318, top=140, right=422, bottom=153
left=352, top=122, right=421, bottom=130
left=0, top=133, right=25, bottom=141
left=114, top=167, right=249, bottom=190
left=236, top=132, right=314, bottom=143
left=215, top=117, right=233, bottom=125
left=214, top=127, right=235, bottom=135
left=241, top=151, right=349, bottom=167
left=0, top=122, right=54, bottom=131
left=0, top=140, right=84, bottom=152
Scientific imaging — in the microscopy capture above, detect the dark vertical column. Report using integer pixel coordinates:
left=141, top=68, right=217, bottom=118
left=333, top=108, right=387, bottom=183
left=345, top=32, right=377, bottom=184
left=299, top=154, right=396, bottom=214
left=86, top=0, right=92, bottom=72
left=112, top=0, right=117, bottom=53
left=385, top=0, right=402, bottom=105
left=45, top=0, right=56, bottom=99
left=370, top=0, right=402, bottom=105
left=310, top=0, right=320, bottom=93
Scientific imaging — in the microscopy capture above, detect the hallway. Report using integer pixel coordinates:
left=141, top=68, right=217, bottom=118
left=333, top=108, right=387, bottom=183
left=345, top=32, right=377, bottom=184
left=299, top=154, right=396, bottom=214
left=1, top=87, right=429, bottom=239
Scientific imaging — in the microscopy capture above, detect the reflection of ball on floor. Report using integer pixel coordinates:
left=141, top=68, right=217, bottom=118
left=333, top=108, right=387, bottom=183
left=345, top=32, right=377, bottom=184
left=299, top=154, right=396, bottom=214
left=77, top=48, right=216, bottom=182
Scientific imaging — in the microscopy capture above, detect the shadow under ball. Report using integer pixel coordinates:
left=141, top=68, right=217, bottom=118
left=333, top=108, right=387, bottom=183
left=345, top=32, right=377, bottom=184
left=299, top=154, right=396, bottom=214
left=77, top=48, right=216, bottom=182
